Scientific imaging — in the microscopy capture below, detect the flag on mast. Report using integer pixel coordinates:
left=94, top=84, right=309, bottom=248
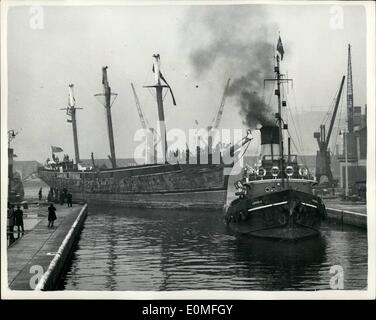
left=51, top=146, right=63, bottom=153
left=276, top=36, right=285, bottom=60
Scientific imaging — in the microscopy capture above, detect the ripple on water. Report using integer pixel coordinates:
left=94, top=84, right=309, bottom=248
left=60, top=206, right=368, bottom=291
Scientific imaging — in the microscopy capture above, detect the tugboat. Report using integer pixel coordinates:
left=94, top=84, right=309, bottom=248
left=225, top=37, right=327, bottom=240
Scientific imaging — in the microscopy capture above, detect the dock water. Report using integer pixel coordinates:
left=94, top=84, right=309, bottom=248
left=7, top=203, right=87, bottom=290
left=6, top=177, right=367, bottom=291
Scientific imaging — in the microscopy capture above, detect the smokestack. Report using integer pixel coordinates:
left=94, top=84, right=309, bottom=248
left=260, top=126, right=280, bottom=158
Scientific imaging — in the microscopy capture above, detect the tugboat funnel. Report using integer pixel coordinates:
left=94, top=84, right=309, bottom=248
left=260, top=125, right=280, bottom=157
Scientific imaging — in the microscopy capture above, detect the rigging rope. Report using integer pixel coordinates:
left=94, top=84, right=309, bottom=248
left=281, top=83, right=311, bottom=171
left=283, top=84, right=305, bottom=157
left=289, top=88, right=306, bottom=153
left=320, top=86, right=339, bottom=128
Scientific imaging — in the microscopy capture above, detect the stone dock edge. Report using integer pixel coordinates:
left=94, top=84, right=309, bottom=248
left=35, top=203, right=88, bottom=291
left=326, top=207, right=367, bottom=229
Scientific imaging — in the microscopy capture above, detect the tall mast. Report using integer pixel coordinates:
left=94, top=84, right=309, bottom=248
left=156, top=78, right=167, bottom=164
left=347, top=44, right=354, bottom=133
left=60, top=84, right=83, bottom=165
left=144, top=54, right=171, bottom=164
left=265, top=36, right=292, bottom=186
left=95, top=66, right=118, bottom=168
left=275, top=55, right=284, bottom=186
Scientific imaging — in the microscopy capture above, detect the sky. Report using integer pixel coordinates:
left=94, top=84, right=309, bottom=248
left=6, top=2, right=367, bottom=162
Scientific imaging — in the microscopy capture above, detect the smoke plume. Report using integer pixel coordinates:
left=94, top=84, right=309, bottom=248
left=182, top=6, right=278, bottom=128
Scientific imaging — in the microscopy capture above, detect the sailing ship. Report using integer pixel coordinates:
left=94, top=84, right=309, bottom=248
left=224, top=37, right=327, bottom=240
left=38, top=55, right=251, bottom=210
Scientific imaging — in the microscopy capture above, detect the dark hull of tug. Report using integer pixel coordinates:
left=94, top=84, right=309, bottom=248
left=225, top=189, right=326, bottom=241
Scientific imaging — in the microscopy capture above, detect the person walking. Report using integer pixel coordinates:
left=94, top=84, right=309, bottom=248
left=48, top=203, right=57, bottom=228
left=67, top=193, right=73, bottom=207
left=38, top=187, right=43, bottom=201
left=14, top=205, right=24, bottom=233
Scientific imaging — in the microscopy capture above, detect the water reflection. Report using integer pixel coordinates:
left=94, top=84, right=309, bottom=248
left=231, top=236, right=327, bottom=290
left=105, top=215, right=118, bottom=290
left=60, top=206, right=367, bottom=291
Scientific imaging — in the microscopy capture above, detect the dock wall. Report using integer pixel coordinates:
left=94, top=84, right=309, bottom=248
left=326, top=207, right=367, bottom=229
left=35, top=203, right=88, bottom=291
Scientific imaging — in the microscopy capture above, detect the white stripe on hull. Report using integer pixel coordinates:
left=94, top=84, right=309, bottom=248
left=248, top=201, right=288, bottom=212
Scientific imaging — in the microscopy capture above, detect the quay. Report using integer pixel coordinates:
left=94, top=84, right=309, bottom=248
left=7, top=203, right=88, bottom=290
left=323, top=198, right=367, bottom=228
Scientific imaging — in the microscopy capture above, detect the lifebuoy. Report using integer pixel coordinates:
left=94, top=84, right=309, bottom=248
left=299, top=167, right=309, bottom=177
left=285, top=166, right=294, bottom=177
left=271, top=166, right=280, bottom=177
left=257, top=167, right=266, bottom=177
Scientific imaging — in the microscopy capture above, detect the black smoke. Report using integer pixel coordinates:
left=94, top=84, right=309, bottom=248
left=182, top=5, right=277, bottom=128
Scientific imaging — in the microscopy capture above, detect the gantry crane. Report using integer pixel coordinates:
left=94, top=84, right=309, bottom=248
left=347, top=44, right=354, bottom=133
left=314, top=75, right=345, bottom=186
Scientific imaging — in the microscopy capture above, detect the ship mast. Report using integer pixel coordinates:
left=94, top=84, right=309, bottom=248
left=275, top=55, right=284, bottom=186
left=94, top=66, right=118, bottom=168
left=60, top=84, right=83, bottom=165
left=264, top=36, right=292, bottom=187
left=144, top=54, right=176, bottom=164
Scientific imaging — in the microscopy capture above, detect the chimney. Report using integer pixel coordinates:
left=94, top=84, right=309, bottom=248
left=260, top=126, right=280, bottom=158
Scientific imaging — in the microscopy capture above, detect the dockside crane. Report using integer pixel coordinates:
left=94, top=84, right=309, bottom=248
left=314, top=75, right=345, bottom=186
left=208, top=78, right=231, bottom=131
left=131, top=82, right=152, bottom=131
left=205, top=78, right=231, bottom=163
left=131, top=82, right=157, bottom=163
left=347, top=44, right=354, bottom=133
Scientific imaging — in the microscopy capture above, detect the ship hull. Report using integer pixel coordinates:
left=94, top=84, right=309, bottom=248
left=61, top=188, right=227, bottom=210
left=225, top=189, right=326, bottom=240
left=38, top=163, right=230, bottom=210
